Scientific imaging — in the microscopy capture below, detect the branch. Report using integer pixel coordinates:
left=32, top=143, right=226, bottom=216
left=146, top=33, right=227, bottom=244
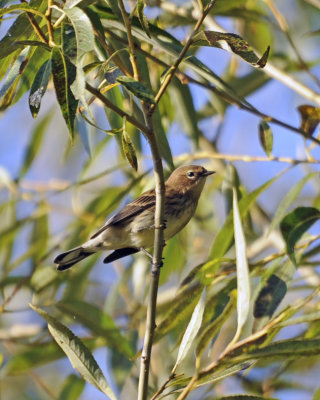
left=117, top=2, right=166, bottom=399
left=177, top=151, right=320, bottom=164
left=85, top=83, right=151, bottom=136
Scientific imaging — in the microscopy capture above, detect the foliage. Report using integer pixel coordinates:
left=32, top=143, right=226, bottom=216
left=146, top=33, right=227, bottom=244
left=0, top=1, right=320, bottom=399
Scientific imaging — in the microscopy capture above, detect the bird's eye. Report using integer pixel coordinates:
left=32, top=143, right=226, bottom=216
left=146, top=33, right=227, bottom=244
left=187, top=171, right=195, bottom=178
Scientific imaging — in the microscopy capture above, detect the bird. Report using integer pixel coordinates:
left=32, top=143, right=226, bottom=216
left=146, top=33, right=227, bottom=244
left=54, top=165, right=215, bottom=271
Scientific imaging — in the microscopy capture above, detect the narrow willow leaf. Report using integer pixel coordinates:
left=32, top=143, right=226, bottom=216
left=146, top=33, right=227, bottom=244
left=0, top=3, right=46, bottom=18
left=214, top=396, right=277, bottom=400
left=116, top=75, right=156, bottom=105
left=258, top=120, right=273, bottom=156
left=233, top=188, right=250, bottom=341
left=56, top=299, right=134, bottom=358
left=51, top=46, right=78, bottom=139
left=254, top=274, right=287, bottom=319
left=29, top=59, right=51, bottom=117
left=167, top=361, right=252, bottom=393
left=168, top=79, right=199, bottom=144
left=0, top=47, right=29, bottom=100
left=298, top=105, right=320, bottom=136
left=30, top=304, right=117, bottom=400
left=54, top=6, right=95, bottom=60
left=210, top=173, right=281, bottom=259
left=56, top=7, right=95, bottom=123
left=196, top=294, right=234, bottom=356
left=58, top=374, right=85, bottom=400
left=276, top=310, right=320, bottom=327
left=192, top=31, right=270, bottom=68
left=280, top=207, right=320, bottom=265
left=269, top=172, right=318, bottom=233
left=122, top=119, right=138, bottom=171
left=173, top=288, right=206, bottom=371
left=137, top=0, right=151, bottom=38
left=233, top=338, right=320, bottom=363
left=154, top=284, right=203, bottom=342
left=313, top=386, right=320, bottom=400
left=20, top=111, right=53, bottom=177
left=4, top=341, right=65, bottom=375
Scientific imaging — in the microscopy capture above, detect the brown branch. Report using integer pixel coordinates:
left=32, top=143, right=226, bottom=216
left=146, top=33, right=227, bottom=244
left=85, top=83, right=151, bottom=136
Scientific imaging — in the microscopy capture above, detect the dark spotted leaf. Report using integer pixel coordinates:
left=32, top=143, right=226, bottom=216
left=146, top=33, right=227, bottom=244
left=258, top=120, right=273, bottom=156
left=280, top=207, right=320, bottom=265
left=192, top=31, right=270, bottom=68
left=297, top=105, right=320, bottom=136
left=51, top=46, right=78, bottom=139
left=29, top=59, right=51, bottom=117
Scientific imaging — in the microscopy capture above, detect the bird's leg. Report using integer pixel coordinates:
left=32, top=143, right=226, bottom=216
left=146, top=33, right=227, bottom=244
left=140, top=246, right=165, bottom=267
left=140, top=247, right=153, bottom=259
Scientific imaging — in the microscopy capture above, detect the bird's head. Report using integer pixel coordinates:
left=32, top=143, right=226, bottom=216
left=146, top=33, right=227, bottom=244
left=166, top=165, right=215, bottom=197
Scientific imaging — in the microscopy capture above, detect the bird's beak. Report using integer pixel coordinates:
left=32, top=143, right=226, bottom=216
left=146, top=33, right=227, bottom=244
left=202, top=170, right=215, bottom=177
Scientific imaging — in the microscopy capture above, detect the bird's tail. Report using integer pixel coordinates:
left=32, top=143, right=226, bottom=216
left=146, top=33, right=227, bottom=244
left=54, top=246, right=94, bottom=271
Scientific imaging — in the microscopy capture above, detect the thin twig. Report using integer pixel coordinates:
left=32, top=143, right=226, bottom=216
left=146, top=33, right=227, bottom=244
left=85, top=83, right=151, bottom=136
left=116, top=2, right=167, bottom=399
left=177, top=151, right=320, bottom=164
left=46, top=0, right=55, bottom=46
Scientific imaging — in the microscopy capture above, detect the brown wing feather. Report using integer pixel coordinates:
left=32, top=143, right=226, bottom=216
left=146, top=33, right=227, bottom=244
left=90, top=189, right=156, bottom=239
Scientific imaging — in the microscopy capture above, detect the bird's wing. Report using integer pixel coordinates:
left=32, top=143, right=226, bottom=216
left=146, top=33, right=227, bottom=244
left=90, top=190, right=156, bottom=239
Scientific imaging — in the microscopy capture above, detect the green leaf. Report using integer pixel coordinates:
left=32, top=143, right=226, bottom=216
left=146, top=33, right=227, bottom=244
left=116, top=75, right=156, bottom=105
left=254, top=274, right=287, bottom=319
left=168, top=78, right=199, bottom=145
left=215, top=396, right=277, bottom=400
left=173, top=288, right=206, bottom=372
left=0, top=46, right=29, bottom=108
left=20, top=111, right=53, bottom=177
left=233, top=188, right=250, bottom=341
left=59, top=6, right=95, bottom=61
left=154, top=284, right=204, bottom=342
left=192, top=31, right=270, bottom=68
left=232, top=338, right=320, bottom=363
left=4, top=341, right=65, bottom=375
left=210, top=174, right=281, bottom=259
left=269, top=172, right=318, bottom=233
left=30, top=304, right=117, bottom=400
left=280, top=207, right=320, bottom=265
left=58, top=375, right=85, bottom=400
left=196, top=293, right=234, bottom=356
left=29, top=60, right=51, bottom=117
left=56, top=299, right=134, bottom=358
left=137, top=0, right=151, bottom=38
left=313, top=385, right=320, bottom=400
left=51, top=46, right=78, bottom=139
left=0, top=4, right=46, bottom=18
left=122, top=119, right=138, bottom=171
left=258, top=120, right=273, bottom=156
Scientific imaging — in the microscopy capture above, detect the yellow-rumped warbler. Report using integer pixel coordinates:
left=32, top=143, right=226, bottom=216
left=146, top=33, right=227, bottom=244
left=54, top=165, right=214, bottom=270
